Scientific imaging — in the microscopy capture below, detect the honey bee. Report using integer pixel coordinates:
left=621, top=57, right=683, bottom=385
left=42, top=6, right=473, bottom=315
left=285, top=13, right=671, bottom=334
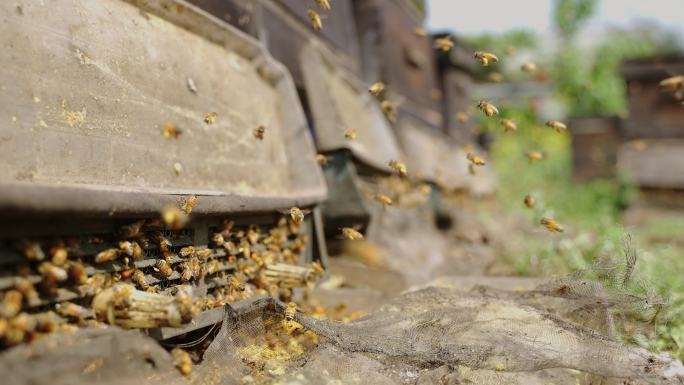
left=39, top=262, right=69, bottom=289
left=195, top=248, right=212, bottom=260
left=20, top=241, right=45, bottom=261
left=368, top=82, right=385, bottom=96
left=309, top=261, right=325, bottom=277
left=500, top=118, right=517, bottom=132
left=344, top=127, right=357, bottom=140
left=524, top=194, right=536, bottom=209
left=161, top=204, right=188, bottom=230
left=659, top=75, right=684, bottom=98
left=171, top=347, right=192, bottom=376
left=49, top=246, right=68, bottom=266
left=289, top=207, right=305, bottom=225
left=212, top=233, right=225, bottom=247
left=119, top=220, right=145, bottom=238
left=414, top=27, right=427, bottom=37
left=155, top=260, right=173, bottom=278
left=160, top=123, right=182, bottom=139
left=314, top=0, right=330, bottom=11
left=545, top=120, right=567, bottom=132
left=189, top=257, right=202, bottom=278
left=95, top=248, right=120, bottom=264
left=380, top=100, right=396, bottom=122
left=388, top=159, right=408, bottom=178
left=285, top=302, right=297, bottom=320
left=173, top=162, right=183, bottom=175
left=374, top=193, right=393, bottom=206
left=468, top=163, right=477, bottom=176
left=520, top=62, right=537, bottom=73
left=307, top=9, right=322, bottom=31
left=540, top=217, right=564, bottom=233
left=204, top=111, right=217, bottom=125
left=179, top=195, right=198, bottom=214
left=55, top=301, right=88, bottom=320
left=68, top=261, right=88, bottom=284
left=316, top=154, right=329, bottom=165
left=488, top=72, right=503, bottom=83
left=477, top=100, right=499, bottom=117
left=341, top=227, right=364, bottom=241
left=35, top=311, right=62, bottom=333
left=180, top=262, right=194, bottom=282
left=473, top=51, right=498, bottom=66
left=466, top=152, right=486, bottom=166
left=455, top=111, right=469, bottom=123
left=179, top=246, right=195, bottom=258
left=206, top=259, right=220, bottom=275
left=14, top=278, right=39, bottom=304
left=526, top=150, right=544, bottom=163
left=434, top=37, right=454, bottom=52
left=228, top=275, right=246, bottom=292
left=131, top=269, right=149, bottom=290
left=0, top=290, right=23, bottom=318
left=253, top=125, right=266, bottom=140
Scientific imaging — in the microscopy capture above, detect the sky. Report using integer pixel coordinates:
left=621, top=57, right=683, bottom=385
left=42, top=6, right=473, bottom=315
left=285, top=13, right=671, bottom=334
left=426, top=0, right=684, bottom=37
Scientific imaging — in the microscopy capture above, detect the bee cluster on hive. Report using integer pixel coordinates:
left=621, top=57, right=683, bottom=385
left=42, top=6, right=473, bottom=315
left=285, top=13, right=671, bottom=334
left=0, top=212, right=323, bottom=349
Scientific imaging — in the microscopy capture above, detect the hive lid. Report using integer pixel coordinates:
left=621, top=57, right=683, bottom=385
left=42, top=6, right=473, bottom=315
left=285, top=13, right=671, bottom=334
left=0, top=0, right=326, bottom=215
left=300, top=41, right=403, bottom=173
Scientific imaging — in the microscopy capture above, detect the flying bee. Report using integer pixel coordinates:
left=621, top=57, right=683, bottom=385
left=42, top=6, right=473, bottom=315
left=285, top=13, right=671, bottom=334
left=473, top=51, right=498, bottom=66
left=14, top=278, right=39, bottom=304
left=524, top=194, right=536, bottom=209
left=0, top=290, right=23, bottom=318
left=374, top=193, right=393, bottom=206
left=179, top=246, right=195, bottom=258
left=131, top=269, right=149, bottom=290
left=161, top=204, right=188, bottom=230
left=659, top=75, right=684, bottom=98
left=49, top=246, right=68, bottom=266
left=388, top=159, right=408, bottom=178
left=94, top=248, right=120, bottom=264
left=253, top=125, right=265, bottom=140
left=455, top=111, right=469, bottom=123
left=414, top=27, right=427, bottom=37
left=285, top=302, right=297, bottom=321
left=526, top=150, right=544, bottom=163
left=212, top=233, right=225, bottom=247
left=466, top=152, right=486, bottom=166
left=316, top=154, right=329, bottom=166
left=289, top=207, right=305, bottom=225
left=171, top=347, right=192, bottom=377
left=20, top=241, right=45, bottom=261
left=468, top=163, right=477, bottom=176
left=434, top=37, right=454, bottom=52
left=545, top=120, right=567, bottom=132
left=520, top=62, right=537, bottom=73
left=477, top=100, right=499, bottom=117
left=119, top=220, right=145, bottom=238
left=488, top=72, right=503, bottom=83
left=368, top=82, right=385, bottom=96
left=307, top=9, right=322, bottom=31
left=179, top=195, right=198, bottom=214
left=173, top=162, right=183, bottom=175
left=500, top=118, right=517, bottom=132
left=155, top=259, right=173, bottom=278
left=160, top=123, right=182, bottom=139
left=68, top=261, right=88, bottom=284
left=55, top=302, right=88, bottom=321
left=344, top=127, right=357, bottom=140
left=540, top=218, right=564, bottom=233
left=341, top=227, right=364, bottom=241
left=314, top=0, right=330, bottom=11
left=204, top=111, right=217, bottom=125
left=381, top=100, right=396, bottom=122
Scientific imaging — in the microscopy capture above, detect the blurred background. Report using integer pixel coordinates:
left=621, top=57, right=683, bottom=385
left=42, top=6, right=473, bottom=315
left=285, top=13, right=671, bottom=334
left=428, top=0, right=684, bottom=359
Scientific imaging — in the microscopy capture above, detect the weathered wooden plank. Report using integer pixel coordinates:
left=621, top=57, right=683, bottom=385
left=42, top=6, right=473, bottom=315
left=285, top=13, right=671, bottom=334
left=618, top=139, right=684, bottom=189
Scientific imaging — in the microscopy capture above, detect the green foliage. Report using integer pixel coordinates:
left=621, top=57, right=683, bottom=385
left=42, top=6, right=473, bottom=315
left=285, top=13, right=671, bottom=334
left=553, top=0, right=598, bottom=40
left=464, top=29, right=538, bottom=54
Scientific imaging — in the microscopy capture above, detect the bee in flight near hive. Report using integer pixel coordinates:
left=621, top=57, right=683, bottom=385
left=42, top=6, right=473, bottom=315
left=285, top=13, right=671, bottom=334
left=307, top=9, right=322, bottom=31
left=314, top=0, right=330, bottom=11
left=253, top=125, right=266, bottom=140
left=466, top=152, right=486, bottom=166
left=160, top=123, right=182, bottom=139
left=659, top=75, right=684, bottom=99
left=344, top=127, right=357, bottom=140
left=455, top=111, right=469, bottom=123
left=173, top=162, right=183, bottom=176
left=316, top=153, right=329, bottom=166
left=414, top=27, right=427, bottom=37
left=161, top=204, right=188, bottom=230
left=179, top=195, right=198, bottom=214
left=380, top=100, right=396, bottom=122
left=285, top=302, right=297, bottom=321
left=545, top=120, right=567, bottom=133
left=434, top=37, right=454, bottom=52
left=341, top=227, right=364, bottom=241
left=374, top=193, right=393, bottom=207
left=526, top=150, right=544, bottom=163
left=540, top=218, right=564, bottom=233
left=288, top=206, right=306, bottom=225
left=368, top=82, right=385, bottom=96
left=500, top=118, right=517, bottom=132
left=473, top=51, right=498, bottom=66
left=477, top=100, right=499, bottom=117
left=204, top=111, right=217, bottom=125
left=520, top=62, right=537, bottom=73
left=388, top=159, right=408, bottom=178
left=524, top=194, right=536, bottom=209
left=488, top=72, right=504, bottom=83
